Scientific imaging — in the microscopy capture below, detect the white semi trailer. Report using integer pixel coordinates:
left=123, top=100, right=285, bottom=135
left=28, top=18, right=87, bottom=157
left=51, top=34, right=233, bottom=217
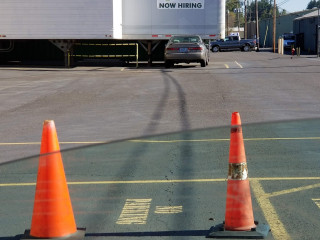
left=0, top=0, right=225, bottom=66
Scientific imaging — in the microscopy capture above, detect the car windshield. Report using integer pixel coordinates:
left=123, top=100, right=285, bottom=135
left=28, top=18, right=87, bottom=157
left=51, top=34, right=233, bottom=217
left=283, top=36, right=295, bottom=40
left=170, top=36, right=200, bottom=43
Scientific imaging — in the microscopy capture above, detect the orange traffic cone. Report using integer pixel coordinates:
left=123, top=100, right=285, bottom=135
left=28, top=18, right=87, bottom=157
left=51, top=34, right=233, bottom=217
left=224, top=112, right=255, bottom=231
left=23, top=120, right=85, bottom=239
left=207, top=112, right=270, bottom=238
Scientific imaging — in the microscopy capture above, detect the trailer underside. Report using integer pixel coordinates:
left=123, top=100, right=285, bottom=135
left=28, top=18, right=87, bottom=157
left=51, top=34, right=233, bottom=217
left=0, top=39, right=168, bottom=67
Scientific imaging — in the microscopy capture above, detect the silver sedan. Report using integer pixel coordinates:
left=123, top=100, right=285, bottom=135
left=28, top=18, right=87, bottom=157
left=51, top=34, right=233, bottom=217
left=164, top=35, right=209, bottom=68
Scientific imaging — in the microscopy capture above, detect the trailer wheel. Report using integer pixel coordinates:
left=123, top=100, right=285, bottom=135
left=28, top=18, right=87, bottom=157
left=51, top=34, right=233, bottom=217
left=211, top=46, right=220, bottom=52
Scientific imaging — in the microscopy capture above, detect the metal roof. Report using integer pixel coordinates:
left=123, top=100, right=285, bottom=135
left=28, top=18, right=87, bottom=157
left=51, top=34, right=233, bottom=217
left=294, top=10, right=319, bottom=20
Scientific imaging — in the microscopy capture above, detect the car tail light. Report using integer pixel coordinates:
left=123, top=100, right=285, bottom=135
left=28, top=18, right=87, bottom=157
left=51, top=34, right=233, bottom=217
left=166, top=47, right=179, bottom=51
left=188, top=47, right=203, bottom=51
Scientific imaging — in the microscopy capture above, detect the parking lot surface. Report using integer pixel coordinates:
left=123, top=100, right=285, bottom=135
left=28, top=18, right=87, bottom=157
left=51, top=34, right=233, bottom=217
left=1, top=51, right=320, bottom=239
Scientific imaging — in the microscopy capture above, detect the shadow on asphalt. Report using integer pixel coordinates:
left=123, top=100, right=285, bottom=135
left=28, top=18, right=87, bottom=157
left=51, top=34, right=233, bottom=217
left=0, top=230, right=209, bottom=239
left=85, top=230, right=209, bottom=237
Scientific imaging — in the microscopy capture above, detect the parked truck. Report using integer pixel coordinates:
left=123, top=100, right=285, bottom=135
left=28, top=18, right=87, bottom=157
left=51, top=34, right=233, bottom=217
left=282, top=33, right=295, bottom=49
left=0, top=0, right=225, bottom=66
left=210, top=33, right=257, bottom=52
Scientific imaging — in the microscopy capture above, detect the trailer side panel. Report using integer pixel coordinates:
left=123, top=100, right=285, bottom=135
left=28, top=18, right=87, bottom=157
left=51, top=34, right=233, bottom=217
left=0, top=0, right=116, bottom=39
left=122, top=0, right=225, bottom=40
left=0, top=0, right=224, bottom=40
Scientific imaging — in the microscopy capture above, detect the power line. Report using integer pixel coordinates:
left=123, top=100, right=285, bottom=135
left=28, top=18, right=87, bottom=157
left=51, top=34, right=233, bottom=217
left=278, top=0, right=290, bottom=6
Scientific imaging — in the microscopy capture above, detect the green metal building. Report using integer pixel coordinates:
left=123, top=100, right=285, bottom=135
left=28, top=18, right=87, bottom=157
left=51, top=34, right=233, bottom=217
left=293, top=10, right=320, bottom=53
left=257, top=10, right=312, bottom=48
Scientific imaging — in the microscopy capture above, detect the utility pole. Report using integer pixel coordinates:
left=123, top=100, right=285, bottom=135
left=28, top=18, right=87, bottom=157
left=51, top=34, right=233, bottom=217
left=256, top=0, right=259, bottom=51
left=273, top=0, right=276, bottom=53
left=317, top=8, right=320, bottom=58
left=245, top=0, right=247, bottom=39
left=226, top=10, right=229, bottom=36
left=237, top=1, right=240, bottom=32
left=250, top=0, right=252, bottom=24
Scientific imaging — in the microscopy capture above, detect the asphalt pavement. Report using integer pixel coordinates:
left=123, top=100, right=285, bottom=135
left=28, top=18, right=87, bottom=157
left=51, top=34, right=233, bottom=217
left=1, top=51, right=320, bottom=239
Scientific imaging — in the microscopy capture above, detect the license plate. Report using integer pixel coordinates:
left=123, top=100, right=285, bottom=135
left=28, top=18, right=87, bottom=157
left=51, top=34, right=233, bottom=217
left=179, top=48, right=188, bottom=53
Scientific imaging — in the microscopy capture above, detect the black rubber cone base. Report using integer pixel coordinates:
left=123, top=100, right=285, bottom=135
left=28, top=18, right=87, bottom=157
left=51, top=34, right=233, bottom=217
left=207, top=222, right=270, bottom=239
left=21, top=228, right=86, bottom=240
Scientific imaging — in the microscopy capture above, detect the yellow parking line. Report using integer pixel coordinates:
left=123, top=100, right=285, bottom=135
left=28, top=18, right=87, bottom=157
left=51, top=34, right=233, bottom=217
left=129, top=139, right=229, bottom=143
left=253, top=177, right=320, bottom=181
left=0, top=183, right=36, bottom=187
left=5, top=178, right=312, bottom=239
left=0, top=179, right=225, bottom=187
left=116, top=199, right=152, bottom=224
left=244, top=137, right=320, bottom=141
left=0, top=141, right=105, bottom=146
left=129, top=137, right=320, bottom=143
left=155, top=206, right=183, bottom=214
left=224, top=64, right=229, bottom=69
left=61, top=141, right=106, bottom=144
left=235, top=61, right=243, bottom=68
left=265, top=183, right=320, bottom=198
left=0, top=142, right=41, bottom=145
left=312, top=199, right=320, bottom=209
left=66, top=178, right=227, bottom=185
left=251, top=180, right=291, bottom=240
left=1, top=177, right=320, bottom=187
left=2, top=177, right=318, bottom=239
left=0, top=137, right=319, bottom=146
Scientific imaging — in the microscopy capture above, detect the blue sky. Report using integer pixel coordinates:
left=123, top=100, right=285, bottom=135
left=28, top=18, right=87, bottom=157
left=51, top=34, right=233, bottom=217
left=276, top=0, right=310, bottom=13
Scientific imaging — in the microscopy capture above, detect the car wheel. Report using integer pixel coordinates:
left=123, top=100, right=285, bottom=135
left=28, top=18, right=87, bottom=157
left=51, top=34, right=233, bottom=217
left=200, top=60, right=206, bottom=67
left=243, top=45, right=250, bottom=52
left=212, top=46, right=220, bottom=52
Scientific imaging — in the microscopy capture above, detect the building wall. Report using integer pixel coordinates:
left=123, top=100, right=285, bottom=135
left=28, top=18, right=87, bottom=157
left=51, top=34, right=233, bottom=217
left=247, top=10, right=312, bottom=48
left=247, top=22, right=257, bottom=40
left=293, top=16, right=318, bottom=52
left=258, top=10, right=312, bottom=48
